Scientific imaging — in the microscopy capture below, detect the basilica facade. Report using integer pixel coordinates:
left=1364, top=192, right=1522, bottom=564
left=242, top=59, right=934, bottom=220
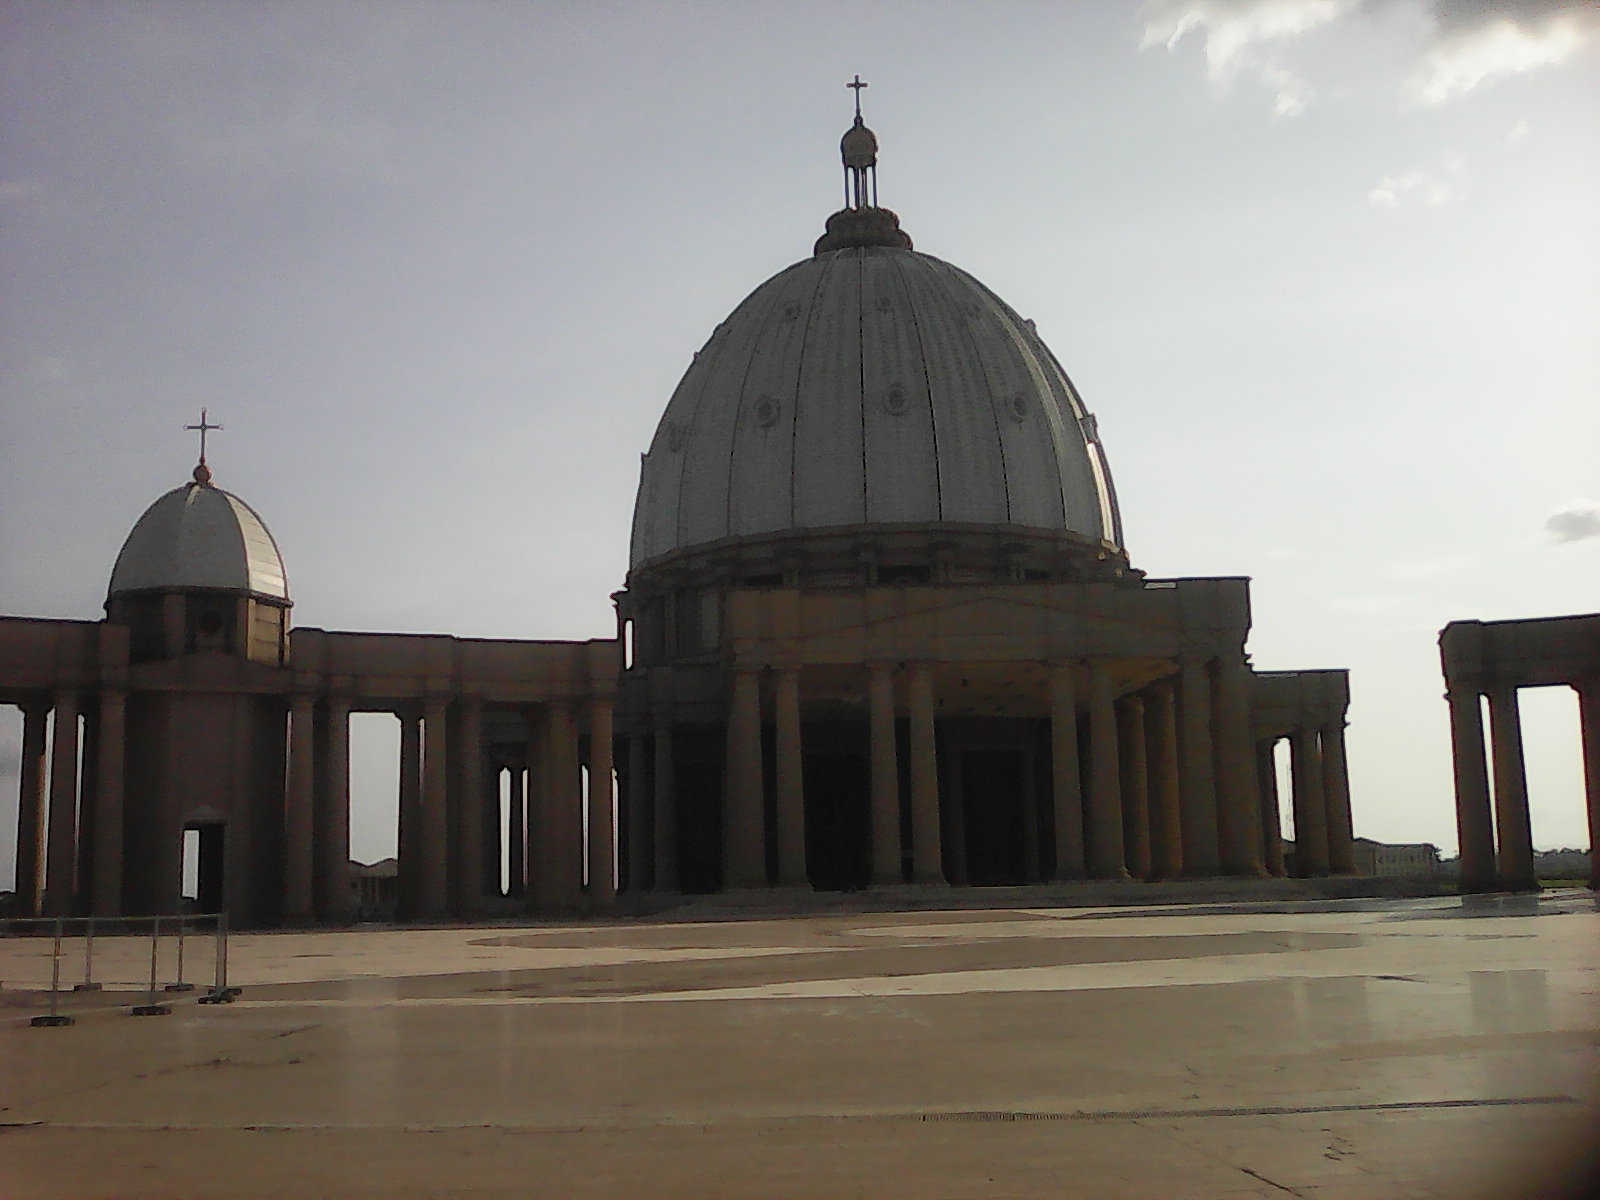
left=0, top=108, right=1355, bottom=926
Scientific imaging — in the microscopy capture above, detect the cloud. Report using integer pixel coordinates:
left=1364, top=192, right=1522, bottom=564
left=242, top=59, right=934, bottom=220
left=1367, top=150, right=1465, bottom=207
left=1140, top=0, right=1360, bottom=115
left=1141, top=0, right=1598, bottom=111
left=1544, top=498, right=1600, bottom=543
left=1412, top=1, right=1600, bottom=103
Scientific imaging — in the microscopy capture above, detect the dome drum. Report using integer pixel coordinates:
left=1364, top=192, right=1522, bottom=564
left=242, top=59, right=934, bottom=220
left=108, top=588, right=289, bottom=665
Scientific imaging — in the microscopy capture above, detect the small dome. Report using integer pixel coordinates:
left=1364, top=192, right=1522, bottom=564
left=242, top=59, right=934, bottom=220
left=630, top=245, right=1123, bottom=569
left=109, top=477, right=289, bottom=601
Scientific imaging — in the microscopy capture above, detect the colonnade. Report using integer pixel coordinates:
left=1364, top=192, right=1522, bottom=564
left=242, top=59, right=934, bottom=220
left=629, top=654, right=1284, bottom=893
left=282, top=694, right=616, bottom=922
left=9, top=688, right=125, bottom=918
left=1446, top=680, right=1600, bottom=893
left=1252, top=724, right=1353, bottom=878
left=1440, top=615, right=1600, bottom=894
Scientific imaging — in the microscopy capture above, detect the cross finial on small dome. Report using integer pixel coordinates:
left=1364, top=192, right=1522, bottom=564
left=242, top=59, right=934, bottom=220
left=185, top=407, right=222, bottom=485
left=848, top=74, right=867, bottom=121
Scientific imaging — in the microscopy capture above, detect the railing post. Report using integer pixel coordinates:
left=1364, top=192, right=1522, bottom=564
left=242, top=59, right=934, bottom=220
left=164, top=916, right=194, bottom=992
left=74, top=916, right=102, bottom=992
left=131, top=915, right=171, bottom=1016
left=199, top=911, right=238, bottom=1004
left=30, top=917, right=74, bottom=1027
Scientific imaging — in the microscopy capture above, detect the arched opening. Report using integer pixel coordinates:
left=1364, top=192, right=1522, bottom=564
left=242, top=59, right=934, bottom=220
left=0, top=704, right=22, bottom=895
left=1275, top=738, right=1293, bottom=857
left=1518, top=685, right=1590, bottom=881
left=348, top=712, right=401, bottom=921
left=181, top=821, right=225, bottom=912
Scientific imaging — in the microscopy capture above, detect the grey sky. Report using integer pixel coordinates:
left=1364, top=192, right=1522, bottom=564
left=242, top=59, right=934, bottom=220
left=1, top=0, right=1596, bottom=872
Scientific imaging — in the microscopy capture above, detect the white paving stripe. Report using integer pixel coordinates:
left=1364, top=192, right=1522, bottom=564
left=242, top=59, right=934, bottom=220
left=221, top=941, right=1600, bottom=1009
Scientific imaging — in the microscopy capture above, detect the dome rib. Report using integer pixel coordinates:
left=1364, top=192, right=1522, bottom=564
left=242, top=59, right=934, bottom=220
left=887, top=250, right=943, bottom=519
left=931, top=254, right=1015, bottom=525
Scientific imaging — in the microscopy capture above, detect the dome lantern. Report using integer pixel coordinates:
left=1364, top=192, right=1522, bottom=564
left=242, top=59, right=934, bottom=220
left=816, top=77, right=912, bottom=255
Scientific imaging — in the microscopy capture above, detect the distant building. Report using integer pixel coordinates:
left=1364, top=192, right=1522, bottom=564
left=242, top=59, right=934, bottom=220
left=350, top=859, right=398, bottom=922
left=1352, top=838, right=1440, bottom=878
left=1532, top=849, right=1592, bottom=880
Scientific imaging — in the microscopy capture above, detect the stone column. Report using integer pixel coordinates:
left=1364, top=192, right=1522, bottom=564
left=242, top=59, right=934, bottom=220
left=1178, top=658, right=1220, bottom=874
left=1087, top=661, right=1128, bottom=880
left=907, top=663, right=944, bottom=886
left=397, top=708, right=422, bottom=917
left=1048, top=664, right=1086, bottom=880
left=1289, top=727, right=1329, bottom=877
left=44, top=690, right=79, bottom=916
left=654, top=724, right=678, bottom=892
left=420, top=700, right=450, bottom=919
left=15, top=700, right=49, bottom=916
left=774, top=668, right=808, bottom=888
left=1322, top=724, right=1355, bottom=875
left=482, top=759, right=503, bottom=899
left=1577, top=682, right=1600, bottom=893
left=1145, top=680, right=1183, bottom=880
left=868, top=663, right=902, bottom=886
left=541, top=700, right=584, bottom=909
left=1446, top=686, right=1497, bottom=892
left=1212, top=656, right=1264, bottom=876
left=627, top=735, right=652, bottom=892
left=74, top=711, right=98, bottom=916
left=1117, top=694, right=1151, bottom=880
left=284, top=693, right=317, bottom=922
left=588, top=699, right=616, bottom=907
left=507, top=763, right=526, bottom=896
left=91, top=690, right=125, bottom=918
left=457, top=698, right=484, bottom=917
left=723, top=669, right=766, bottom=889
left=318, top=696, right=352, bottom=921
left=1255, top=738, right=1286, bottom=878
left=1486, top=686, right=1536, bottom=892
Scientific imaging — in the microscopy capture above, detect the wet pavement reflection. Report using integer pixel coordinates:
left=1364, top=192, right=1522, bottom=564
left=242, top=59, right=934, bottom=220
left=1, top=894, right=1596, bottom=1198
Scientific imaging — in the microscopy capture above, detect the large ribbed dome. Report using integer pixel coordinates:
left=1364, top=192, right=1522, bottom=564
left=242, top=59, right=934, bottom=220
left=630, top=244, right=1122, bottom=569
left=109, top=475, right=289, bottom=601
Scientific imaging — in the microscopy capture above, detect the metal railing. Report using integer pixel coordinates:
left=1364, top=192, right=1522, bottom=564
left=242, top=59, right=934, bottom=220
left=1, top=913, right=238, bottom=1026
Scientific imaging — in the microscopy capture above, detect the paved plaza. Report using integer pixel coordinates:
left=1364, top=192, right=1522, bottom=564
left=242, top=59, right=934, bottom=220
left=2, top=892, right=1598, bottom=1198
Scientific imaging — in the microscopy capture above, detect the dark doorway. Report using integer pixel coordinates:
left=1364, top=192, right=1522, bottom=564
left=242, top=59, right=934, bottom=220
left=183, top=823, right=225, bottom=912
left=962, top=750, right=1026, bottom=886
left=804, top=751, right=871, bottom=890
left=675, top=755, right=724, bottom=895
